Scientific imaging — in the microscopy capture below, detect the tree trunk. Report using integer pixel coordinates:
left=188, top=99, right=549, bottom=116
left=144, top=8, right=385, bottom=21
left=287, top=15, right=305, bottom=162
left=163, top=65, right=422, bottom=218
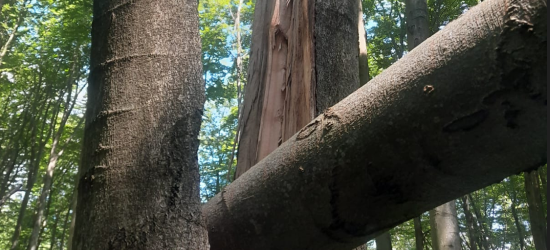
left=203, top=0, right=547, bottom=249
left=414, top=217, right=424, bottom=250
left=375, top=232, right=392, bottom=250
left=405, top=0, right=430, bottom=49
left=460, top=196, right=479, bottom=250
left=234, top=0, right=360, bottom=179
left=467, top=194, right=492, bottom=250
left=430, top=201, right=462, bottom=250
left=509, top=176, right=526, bottom=250
left=524, top=170, right=547, bottom=250
left=358, top=0, right=370, bottom=85
left=72, top=0, right=208, bottom=249
left=28, top=76, right=82, bottom=250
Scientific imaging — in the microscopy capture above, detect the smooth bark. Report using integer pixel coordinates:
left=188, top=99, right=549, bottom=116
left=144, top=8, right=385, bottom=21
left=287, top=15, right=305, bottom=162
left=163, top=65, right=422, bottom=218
left=375, top=232, right=392, bottom=250
left=203, top=0, right=547, bottom=249
left=72, top=0, right=208, bottom=249
left=430, top=202, right=461, bottom=250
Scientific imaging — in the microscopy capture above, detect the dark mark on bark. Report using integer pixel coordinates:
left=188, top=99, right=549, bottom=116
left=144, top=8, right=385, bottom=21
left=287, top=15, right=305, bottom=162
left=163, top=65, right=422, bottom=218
left=443, top=110, right=489, bottom=133
left=482, top=89, right=512, bottom=105
left=296, top=120, right=320, bottom=140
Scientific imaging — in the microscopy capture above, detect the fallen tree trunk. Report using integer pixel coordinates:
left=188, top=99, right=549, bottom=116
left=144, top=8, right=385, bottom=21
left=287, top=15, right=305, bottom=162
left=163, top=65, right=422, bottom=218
left=203, top=0, right=547, bottom=249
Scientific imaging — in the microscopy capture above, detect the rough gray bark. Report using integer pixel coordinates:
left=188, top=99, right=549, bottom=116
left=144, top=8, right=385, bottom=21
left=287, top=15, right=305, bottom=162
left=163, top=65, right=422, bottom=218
left=72, top=0, right=209, bottom=249
left=524, top=170, right=547, bottom=250
left=430, top=202, right=462, bottom=250
left=405, top=0, right=430, bottom=49
left=375, top=232, right=392, bottom=250
left=203, top=0, right=547, bottom=248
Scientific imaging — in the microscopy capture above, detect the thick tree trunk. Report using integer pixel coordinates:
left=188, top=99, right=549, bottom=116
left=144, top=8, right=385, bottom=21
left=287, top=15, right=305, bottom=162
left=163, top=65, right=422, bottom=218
left=72, top=0, right=208, bottom=249
left=524, top=170, right=547, bottom=250
left=375, top=232, right=392, bottom=250
left=430, top=202, right=462, bottom=250
left=203, top=0, right=547, bottom=249
left=234, top=0, right=360, bottom=178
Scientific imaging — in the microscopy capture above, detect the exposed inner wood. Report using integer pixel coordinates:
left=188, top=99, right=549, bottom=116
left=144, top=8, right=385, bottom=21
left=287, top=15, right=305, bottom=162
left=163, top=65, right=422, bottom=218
left=238, top=0, right=316, bottom=175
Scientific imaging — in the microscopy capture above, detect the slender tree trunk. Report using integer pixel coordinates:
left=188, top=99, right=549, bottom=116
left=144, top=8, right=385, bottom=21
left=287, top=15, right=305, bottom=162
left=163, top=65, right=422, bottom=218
left=72, top=0, right=208, bottom=249
left=524, top=170, right=547, bottom=250
left=27, top=80, right=83, bottom=250
left=0, top=0, right=28, bottom=67
left=227, top=0, right=244, bottom=182
left=467, top=194, right=492, bottom=250
left=203, top=0, right=547, bottom=249
left=48, top=210, right=60, bottom=250
left=59, top=189, right=75, bottom=250
left=66, top=182, right=78, bottom=250
left=460, top=196, right=479, bottom=250
left=414, top=217, right=425, bottom=250
left=375, top=232, right=392, bottom=250
left=10, top=97, right=56, bottom=250
left=358, top=0, right=370, bottom=85
left=509, top=176, right=526, bottom=250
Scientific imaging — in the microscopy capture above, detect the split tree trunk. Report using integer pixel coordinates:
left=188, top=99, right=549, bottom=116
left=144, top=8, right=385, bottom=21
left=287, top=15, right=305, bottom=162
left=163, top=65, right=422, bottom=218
left=203, top=0, right=547, bottom=249
left=524, top=169, right=547, bottom=250
left=234, top=0, right=360, bottom=179
left=72, top=0, right=208, bottom=249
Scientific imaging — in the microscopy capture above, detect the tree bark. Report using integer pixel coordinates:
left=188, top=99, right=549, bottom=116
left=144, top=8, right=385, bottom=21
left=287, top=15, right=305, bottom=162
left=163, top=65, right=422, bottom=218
left=375, top=232, right=392, bottom=250
left=509, top=176, right=526, bottom=250
left=405, top=0, right=430, bottom=49
left=430, top=201, right=462, bottom=250
left=72, top=0, right=208, bottom=249
left=414, top=217, right=424, bottom=250
left=234, top=0, right=360, bottom=178
left=358, top=0, right=370, bottom=85
left=460, top=196, right=479, bottom=250
left=203, top=0, right=547, bottom=248
left=524, top=170, right=547, bottom=250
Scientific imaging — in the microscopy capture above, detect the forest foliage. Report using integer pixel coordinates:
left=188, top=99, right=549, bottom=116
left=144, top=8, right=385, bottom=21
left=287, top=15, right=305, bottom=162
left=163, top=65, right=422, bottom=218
left=0, top=0, right=546, bottom=249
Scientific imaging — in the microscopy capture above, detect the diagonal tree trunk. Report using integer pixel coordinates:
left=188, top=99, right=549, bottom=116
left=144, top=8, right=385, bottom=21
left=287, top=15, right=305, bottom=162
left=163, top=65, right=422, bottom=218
left=72, top=0, right=209, bottom=249
left=203, top=0, right=547, bottom=248
left=27, top=64, right=85, bottom=250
